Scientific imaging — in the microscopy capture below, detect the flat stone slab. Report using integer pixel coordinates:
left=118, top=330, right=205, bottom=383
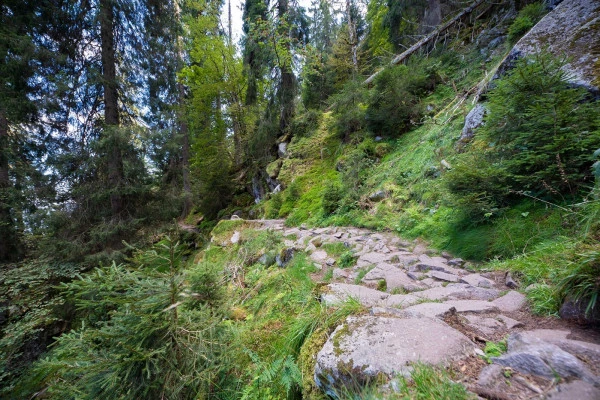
left=464, top=315, right=506, bottom=336
left=321, top=283, right=389, bottom=307
left=519, top=330, right=600, bottom=369
left=383, top=294, right=421, bottom=308
left=402, top=300, right=499, bottom=319
left=460, top=273, right=494, bottom=288
left=359, top=252, right=389, bottom=265
left=428, top=270, right=460, bottom=283
left=310, top=250, right=328, bottom=263
left=545, top=380, right=600, bottom=400
left=362, top=263, right=426, bottom=292
left=412, top=283, right=500, bottom=301
left=492, top=290, right=527, bottom=312
left=314, top=316, right=476, bottom=396
left=492, top=332, right=600, bottom=386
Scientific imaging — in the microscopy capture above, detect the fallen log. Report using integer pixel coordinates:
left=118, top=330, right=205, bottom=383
left=364, top=0, right=488, bottom=85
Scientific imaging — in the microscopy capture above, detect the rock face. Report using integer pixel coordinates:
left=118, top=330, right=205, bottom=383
left=505, top=0, right=600, bottom=93
left=459, top=103, right=486, bottom=143
left=314, top=315, right=476, bottom=396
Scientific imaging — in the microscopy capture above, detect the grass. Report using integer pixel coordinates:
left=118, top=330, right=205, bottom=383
left=483, top=339, right=508, bottom=364
left=334, top=363, right=475, bottom=400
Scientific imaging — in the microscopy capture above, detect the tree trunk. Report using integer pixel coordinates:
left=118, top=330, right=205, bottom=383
left=278, top=0, right=294, bottom=137
left=175, top=0, right=192, bottom=218
left=346, top=0, right=358, bottom=72
left=100, top=0, right=124, bottom=218
left=0, top=112, right=16, bottom=261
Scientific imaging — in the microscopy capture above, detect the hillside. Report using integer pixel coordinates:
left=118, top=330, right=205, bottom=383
left=1, top=0, right=600, bottom=398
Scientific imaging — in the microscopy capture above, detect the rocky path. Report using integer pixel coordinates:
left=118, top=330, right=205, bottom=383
left=253, top=220, right=600, bottom=399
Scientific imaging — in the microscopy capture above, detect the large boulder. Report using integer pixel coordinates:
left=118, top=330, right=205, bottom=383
left=314, top=315, right=476, bottom=396
left=501, top=0, right=600, bottom=93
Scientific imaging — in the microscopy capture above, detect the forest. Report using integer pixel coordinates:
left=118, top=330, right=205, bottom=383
left=1, top=0, right=600, bottom=398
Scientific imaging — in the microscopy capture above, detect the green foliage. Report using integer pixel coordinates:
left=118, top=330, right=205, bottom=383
left=508, top=2, right=547, bottom=44
left=366, top=62, right=435, bottom=136
left=335, top=363, right=474, bottom=400
left=483, top=339, right=507, bottom=363
left=22, top=235, right=228, bottom=399
left=322, top=182, right=344, bottom=216
left=447, top=52, right=600, bottom=216
left=557, top=249, right=600, bottom=317
left=329, top=79, right=369, bottom=140
left=338, top=251, right=357, bottom=269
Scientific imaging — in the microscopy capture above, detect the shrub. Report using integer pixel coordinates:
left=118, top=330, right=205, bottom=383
left=446, top=52, right=600, bottom=213
left=557, top=249, right=600, bottom=317
left=322, top=183, right=344, bottom=216
left=508, top=2, right=547, bottom=44
left=366, top=61, right=436, bottom=137
left=329, top=79, right=369, bottom=141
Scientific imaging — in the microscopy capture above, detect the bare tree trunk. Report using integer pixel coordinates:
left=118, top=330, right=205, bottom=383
left=100, top=0, right=124, bottom=218
left=228, top=0, right=233, bottom=45
left=278, top=0, right=295, bottom=136
left=346, top=0, right=358, bottom=72
left=0, top=111, right=16, bottom=261
left=174, top=0, right=192, bottom=218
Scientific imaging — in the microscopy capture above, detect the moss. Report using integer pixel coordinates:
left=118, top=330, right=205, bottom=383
left=299, top=328, right=329, bottom=400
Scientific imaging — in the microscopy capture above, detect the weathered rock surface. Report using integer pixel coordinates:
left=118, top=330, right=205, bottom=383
left=321, top=283, right=389, bottom=307
left=492, top=290, right=527, bottom=312
left=508, top=0, right=600, bottom=93
left=545, top=380, right=600, bottom=400
left=314, top=316, right=477, bottom=396
left=492, top=332, right=600, bottom=385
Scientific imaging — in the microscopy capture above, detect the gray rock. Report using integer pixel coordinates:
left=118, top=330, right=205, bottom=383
left=322, top=283, right=389, bottom=307
left=492, top=332, right=599, bottom=385
left=519, top=329, right=600, bottom=369
left=230, top=231, right=241, bottom=244
left=314, top=316, right=476, bottom=396
left=304, top=243, right=317, bottom=253
left=428, top=270, right=460, bottom=283
left=402, top=300, right=499, bottom=319
left=459, top=104, right=486, bottom=143
left=492, top=291, right=527, bottom=312
left=497, top=315, right=524, bottom=330
left=508, top=0, right=600, bottom=93
left=447, top=258, right=464, bottom=266
left=363, top=263, right=426, bottom=292
left=413, top=255, right=463, bottom=275
left=277, top=142, right=288, bottom=158
left=545, top=380, right=600, bottom=400
left=477, top=364, right=505, bottom=388
left=358, top=252, right=389, bottom=265
left=460, top=273, right=494, bottom=288
left=413, top=283, right=500, bottom=302
left=464, top=315, right=505, bottom=336
left=276, top=247, right=294, bottom=267
left=310, top=250, right=328, bottom=263
left=369, top=190, right=387, bottom=202
left=333, top=268, right=349, bottom=280
left=258, top=253, right=276, bottom=267
left=383, top=294, right=421, bottom=308
left=505, top=272, right=519, bottom=289
left=309, top=236, right=323, bottom=247
left=560, top=297, right=600, bottom=325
